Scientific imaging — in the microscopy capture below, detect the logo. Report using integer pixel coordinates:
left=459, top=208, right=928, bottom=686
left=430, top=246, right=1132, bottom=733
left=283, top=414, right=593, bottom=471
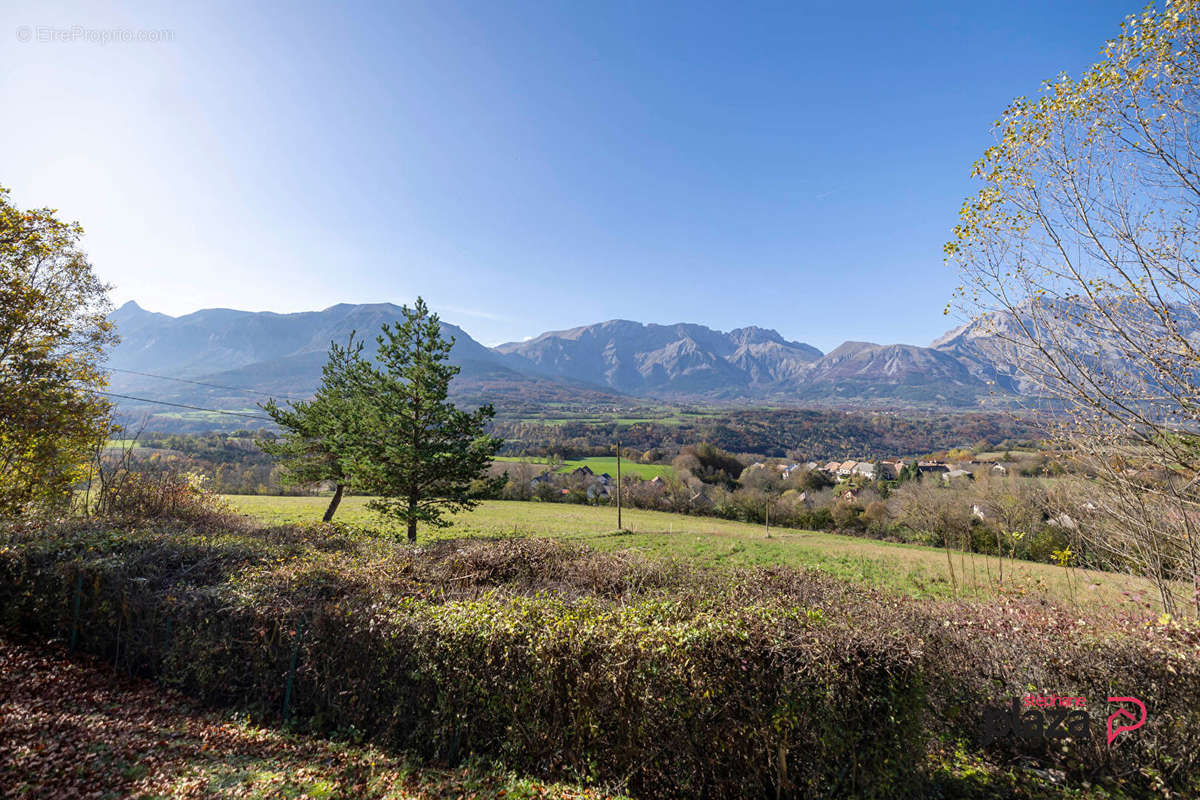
left=981, top=694, right=1146, bottom=747
left=1105, top=697, right=1147, bottom=745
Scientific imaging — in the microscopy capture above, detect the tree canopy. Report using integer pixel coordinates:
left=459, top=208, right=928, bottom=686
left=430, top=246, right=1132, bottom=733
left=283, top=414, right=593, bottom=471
left=261, top=298, right=502, bottom=540
left=0, top=186, right=115, bottom=515
left=261, top=334, right=370, bottom=521
left=354, top=298, right=502, bottom=541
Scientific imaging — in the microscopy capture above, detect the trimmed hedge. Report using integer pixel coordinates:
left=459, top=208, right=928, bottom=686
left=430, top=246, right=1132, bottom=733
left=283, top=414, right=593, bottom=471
left=1, top=520, right=1198, bottom=798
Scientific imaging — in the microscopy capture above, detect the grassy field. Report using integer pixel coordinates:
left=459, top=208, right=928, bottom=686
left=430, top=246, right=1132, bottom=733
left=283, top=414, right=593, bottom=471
left=494, top=456, right=673, bottom=480
left=225, top=495, right=1166, bottom=612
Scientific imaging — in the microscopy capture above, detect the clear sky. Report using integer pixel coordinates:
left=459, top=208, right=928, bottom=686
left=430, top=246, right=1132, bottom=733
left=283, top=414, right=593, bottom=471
left=1, top=0, right=1137, bottom=352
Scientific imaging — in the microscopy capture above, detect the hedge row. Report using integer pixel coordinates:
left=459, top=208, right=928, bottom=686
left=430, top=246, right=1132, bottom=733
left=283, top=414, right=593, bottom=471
left=1, top=520, right=1198, bottom=798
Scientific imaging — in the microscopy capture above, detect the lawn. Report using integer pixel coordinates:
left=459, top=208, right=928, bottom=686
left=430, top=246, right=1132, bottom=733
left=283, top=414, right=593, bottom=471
left=494, top=456, right=674, bottom=480
left=225, top=495, right=1166, bottom=612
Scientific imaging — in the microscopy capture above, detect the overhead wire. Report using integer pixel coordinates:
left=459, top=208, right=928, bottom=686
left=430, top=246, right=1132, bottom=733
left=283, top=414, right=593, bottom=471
left=106, top=366, right=310, bottom=401
left=95, top=391, right=275, bottom=422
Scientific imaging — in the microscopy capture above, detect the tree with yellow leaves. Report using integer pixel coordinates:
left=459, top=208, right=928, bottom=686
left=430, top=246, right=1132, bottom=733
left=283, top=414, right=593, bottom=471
left=0, top=186, right=116, bottom=515
left=947, top=1, right=1200, bottom=613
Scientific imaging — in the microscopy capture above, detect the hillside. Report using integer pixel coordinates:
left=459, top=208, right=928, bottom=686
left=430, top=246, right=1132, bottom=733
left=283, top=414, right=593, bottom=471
left=105, top=302, right=1025, bottom=430
left=106, top=302, right=631, bottom=429
left=495, top=320, right=824, bottom=397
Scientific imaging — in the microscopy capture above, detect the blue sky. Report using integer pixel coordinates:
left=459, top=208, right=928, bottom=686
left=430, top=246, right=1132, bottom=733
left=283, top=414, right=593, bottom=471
left=1, top=0, right=1136, bottom=351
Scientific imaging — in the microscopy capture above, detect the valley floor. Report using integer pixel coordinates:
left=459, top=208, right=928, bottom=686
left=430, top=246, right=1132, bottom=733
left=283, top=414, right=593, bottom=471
left=227, top=496, right=1172, bottom=614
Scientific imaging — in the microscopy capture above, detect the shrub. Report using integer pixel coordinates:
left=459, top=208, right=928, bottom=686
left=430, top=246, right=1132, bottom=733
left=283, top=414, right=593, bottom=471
left=89, top=468, right=240, bottom=527
left=0, top=525, right=927, bottom=798
left=0, top=522, right=1197, bottom=797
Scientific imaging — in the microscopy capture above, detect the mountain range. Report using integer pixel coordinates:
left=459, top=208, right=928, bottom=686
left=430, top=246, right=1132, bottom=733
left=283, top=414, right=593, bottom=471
left=104, top=301, right=1021, bottom=428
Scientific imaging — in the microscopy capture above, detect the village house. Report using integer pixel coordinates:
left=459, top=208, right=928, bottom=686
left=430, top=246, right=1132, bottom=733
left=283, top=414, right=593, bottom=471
left=851, top=462, right=876, bottom=479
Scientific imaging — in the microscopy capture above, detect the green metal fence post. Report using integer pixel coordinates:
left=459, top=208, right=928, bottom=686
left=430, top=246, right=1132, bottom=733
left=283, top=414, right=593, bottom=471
left=282, top=617, right=306, bottom=725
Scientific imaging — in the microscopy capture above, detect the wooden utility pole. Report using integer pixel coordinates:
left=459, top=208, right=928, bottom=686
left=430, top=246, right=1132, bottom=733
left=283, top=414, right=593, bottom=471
left=765, top=497, right=771, bottom=538
left=616, top=440, right=623, bottom=530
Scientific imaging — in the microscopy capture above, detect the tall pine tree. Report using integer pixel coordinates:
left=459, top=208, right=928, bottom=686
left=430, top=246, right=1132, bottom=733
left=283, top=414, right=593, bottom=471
left=355, top=298, right=501, bottom=542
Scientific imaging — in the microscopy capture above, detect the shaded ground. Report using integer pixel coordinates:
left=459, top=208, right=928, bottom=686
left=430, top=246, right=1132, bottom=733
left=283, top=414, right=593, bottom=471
left=0, top=636, right=623, bottom=800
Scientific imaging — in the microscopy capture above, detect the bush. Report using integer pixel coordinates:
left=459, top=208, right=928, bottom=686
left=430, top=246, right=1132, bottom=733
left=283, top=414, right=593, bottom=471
left=0, top=525, right=926, bottom=798
left=89, top=468, right=240, bottom=527
left=1, top=522, right=1197, bottom=797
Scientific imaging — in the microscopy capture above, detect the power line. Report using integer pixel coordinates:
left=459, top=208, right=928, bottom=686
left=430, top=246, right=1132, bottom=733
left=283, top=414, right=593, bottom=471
left=106, top=366, right=310, bottom=401
left=96, top=391, right=274, bottom=422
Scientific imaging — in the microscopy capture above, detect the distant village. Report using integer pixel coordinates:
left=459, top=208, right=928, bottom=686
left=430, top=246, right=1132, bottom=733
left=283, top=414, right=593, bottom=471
left=519, top=453, right=1017, bottom=503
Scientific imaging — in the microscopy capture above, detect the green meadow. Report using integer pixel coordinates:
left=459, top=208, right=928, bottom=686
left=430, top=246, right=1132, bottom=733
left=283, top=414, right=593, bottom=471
left=225, top=495, right=1162, bottom=612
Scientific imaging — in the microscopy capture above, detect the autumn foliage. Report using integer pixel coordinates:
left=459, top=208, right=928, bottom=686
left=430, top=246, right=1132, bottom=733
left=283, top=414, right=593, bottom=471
left=1, top=520, right=1198, bottom=797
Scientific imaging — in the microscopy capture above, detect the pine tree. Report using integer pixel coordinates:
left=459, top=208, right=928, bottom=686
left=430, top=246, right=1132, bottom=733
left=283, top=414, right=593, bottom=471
left=261, top=334, right=369, bottom=522
left=354, top=298, right=502, bottom=542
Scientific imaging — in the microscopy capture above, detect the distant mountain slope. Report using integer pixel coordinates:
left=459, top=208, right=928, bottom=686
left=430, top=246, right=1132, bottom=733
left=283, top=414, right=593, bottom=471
left=797, top=341, right=991, bottom=404
left=109, top=301, right=517, bottom=377
left=104, top=302, right=1027, bottom=430
left=106, top=302, right=626, bottom=427
left=930, top=315, right=1036, bottom=395
left=929, top=296, right=1200, bottom=397
left=496, top=320, right=823, bottom=398
left=496, top=320, right=999, bottom=405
